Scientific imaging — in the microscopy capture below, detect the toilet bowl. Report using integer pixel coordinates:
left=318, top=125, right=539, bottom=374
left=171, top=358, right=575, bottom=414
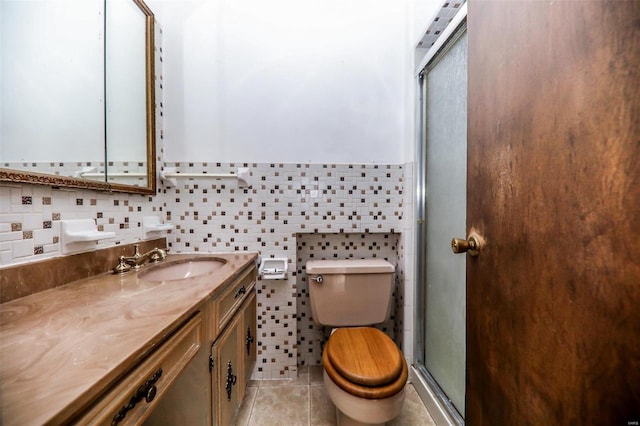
left=306, top=259, right=407, bottom=425
left=323, top=327, right=407, bottom=425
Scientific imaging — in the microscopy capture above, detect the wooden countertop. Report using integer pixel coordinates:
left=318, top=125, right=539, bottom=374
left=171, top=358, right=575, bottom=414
left=0, top=252, right=258, bottom=426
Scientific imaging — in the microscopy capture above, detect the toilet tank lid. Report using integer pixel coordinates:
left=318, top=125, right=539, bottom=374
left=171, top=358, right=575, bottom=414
left=306, top=259, right=395, bottom=274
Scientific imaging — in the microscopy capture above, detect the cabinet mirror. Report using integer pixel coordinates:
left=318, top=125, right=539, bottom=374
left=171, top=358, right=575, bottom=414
left=0, top=0, right=156, bottom=194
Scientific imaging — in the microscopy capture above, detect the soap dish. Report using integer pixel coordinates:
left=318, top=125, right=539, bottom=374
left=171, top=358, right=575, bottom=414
left=61, top=219, right=115, bottom=254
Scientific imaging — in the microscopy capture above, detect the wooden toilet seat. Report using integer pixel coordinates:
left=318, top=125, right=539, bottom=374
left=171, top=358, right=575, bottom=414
left=323, top=327, right=408, bottom=399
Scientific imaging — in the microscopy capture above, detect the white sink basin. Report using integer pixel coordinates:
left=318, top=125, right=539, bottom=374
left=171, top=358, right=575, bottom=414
left=138, top=258, right=226, bottom=282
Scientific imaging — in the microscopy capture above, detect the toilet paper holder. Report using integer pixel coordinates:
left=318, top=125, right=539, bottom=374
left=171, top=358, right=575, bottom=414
left=259, top=258, right=288, bottom=280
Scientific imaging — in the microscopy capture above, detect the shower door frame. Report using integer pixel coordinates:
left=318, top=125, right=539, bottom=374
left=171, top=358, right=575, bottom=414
left=413, top=13, right=467, bottom=426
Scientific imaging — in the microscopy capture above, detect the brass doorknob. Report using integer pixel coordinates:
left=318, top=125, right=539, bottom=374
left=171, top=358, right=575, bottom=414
left=451, top=235, right=481, bottom=256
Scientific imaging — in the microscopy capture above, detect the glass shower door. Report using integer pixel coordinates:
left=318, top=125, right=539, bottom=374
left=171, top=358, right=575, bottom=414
left=418, top=29, right=467, bottom=418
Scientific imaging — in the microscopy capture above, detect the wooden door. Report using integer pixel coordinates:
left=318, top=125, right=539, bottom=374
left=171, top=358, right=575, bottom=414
left=466, top=1, right=640, bottom=424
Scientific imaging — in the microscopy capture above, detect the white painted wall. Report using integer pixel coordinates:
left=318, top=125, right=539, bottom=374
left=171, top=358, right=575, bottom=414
left=402, top=0, right=444, bottom=164
left=149, top=0, right=415, bottom=164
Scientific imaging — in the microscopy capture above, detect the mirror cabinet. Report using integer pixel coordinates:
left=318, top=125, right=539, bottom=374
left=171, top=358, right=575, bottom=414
left=0, top=0, right=156, bottom=194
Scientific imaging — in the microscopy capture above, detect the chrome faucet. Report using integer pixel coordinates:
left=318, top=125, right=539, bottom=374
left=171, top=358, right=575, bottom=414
left=113, top=244, right=167, bottom=274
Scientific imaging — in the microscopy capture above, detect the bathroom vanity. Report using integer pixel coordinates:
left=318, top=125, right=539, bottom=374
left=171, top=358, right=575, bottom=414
left=0, top=251, right=258, bottom=426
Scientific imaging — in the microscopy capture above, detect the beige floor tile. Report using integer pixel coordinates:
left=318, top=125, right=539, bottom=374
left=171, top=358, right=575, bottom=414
left=247, top=386, right=309, bottom=426
left=241, top=377, right=435, bottom=426
left=310, top=385, right=337, bottom=426
left=388, top=384, right=436, bottom=426
left=235, top=385, right=258, bottom=426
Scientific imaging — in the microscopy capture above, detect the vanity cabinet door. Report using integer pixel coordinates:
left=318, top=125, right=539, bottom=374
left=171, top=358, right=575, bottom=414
left=241, top=290, right=257, bottom=392
left=78, top=313, right=203, bottom=426
left=211, top=314, right=241, bottom=426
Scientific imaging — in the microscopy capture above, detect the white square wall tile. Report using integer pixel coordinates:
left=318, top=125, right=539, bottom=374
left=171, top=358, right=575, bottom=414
left=22, top=214, right=44, bottom=231
left=403, top=330, right=414, bottom=361
left=0, top=250, right=12, bottom=265
left=0, top=231, right=22, bottom=243
left=0, top=213, right=23, bottom=223
left=9, top=187, right=23, bottom=204
left=404, top=280, right=415, bottom=307
left=403, top=303, right=415, bottom=330
left=33, top=229, right=54, bottom=246
left=12, top=239, right=34, bottom=258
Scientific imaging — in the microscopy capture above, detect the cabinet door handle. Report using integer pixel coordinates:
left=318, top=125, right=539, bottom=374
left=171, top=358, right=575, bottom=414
left=226, top=361, right=237, bottom=401
left=246, top=326, right=254, bottom=355
left=234, top=286, right=246, bottom=299
left=145, top=385, right=157, bottom=403
left=111, top=368, right=163, bottom=425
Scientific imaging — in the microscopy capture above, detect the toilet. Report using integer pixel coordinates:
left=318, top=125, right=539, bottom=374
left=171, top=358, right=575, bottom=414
left=306, top=259, right=407, bottom=426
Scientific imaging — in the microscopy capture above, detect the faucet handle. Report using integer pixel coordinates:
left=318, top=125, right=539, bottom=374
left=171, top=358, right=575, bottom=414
left=133, top=244, right=140, bottom=257
left=149, top=248, right=167, bottom=263
left=113, top=256, right=132, bottom=274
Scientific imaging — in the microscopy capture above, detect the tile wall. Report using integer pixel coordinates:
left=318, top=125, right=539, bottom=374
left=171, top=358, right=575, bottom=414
left=0, top=161, right=409, bottom=380
left=0, top=161, right=409, bottom=379
left=295, top=232, right=401, bottom=367
left=160, top=162, right=405, bottom=379
left=0, top=183, right=160, bottom=266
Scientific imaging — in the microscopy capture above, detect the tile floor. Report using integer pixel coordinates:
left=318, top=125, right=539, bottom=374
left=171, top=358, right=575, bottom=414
left=236, top=366, right=436, bottom=426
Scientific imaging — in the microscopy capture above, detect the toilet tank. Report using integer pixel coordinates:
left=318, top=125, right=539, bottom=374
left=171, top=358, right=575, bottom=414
left=306, top=259, right=395, bottom=327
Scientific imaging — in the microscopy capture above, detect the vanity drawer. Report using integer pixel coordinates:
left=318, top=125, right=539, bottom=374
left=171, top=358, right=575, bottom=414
left=213, top=266, right=256, bottom=338
left=76, top=313, right=203, bottom=426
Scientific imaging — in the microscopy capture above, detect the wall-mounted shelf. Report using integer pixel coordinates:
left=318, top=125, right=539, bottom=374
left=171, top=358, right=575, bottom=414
left=61, top=219, right=115, bottom=254
left=160, top=167, right=251, bottom=188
